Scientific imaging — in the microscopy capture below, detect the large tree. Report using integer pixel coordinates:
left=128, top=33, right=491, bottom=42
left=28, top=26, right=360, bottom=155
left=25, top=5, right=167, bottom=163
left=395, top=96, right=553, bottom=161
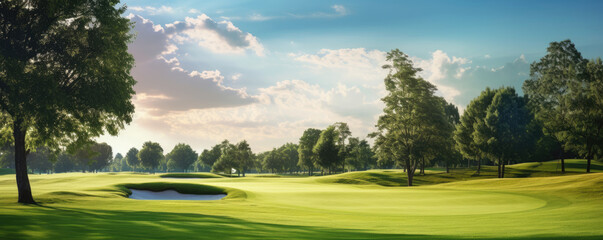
left=334, top=122, right=351, bottom=171
left=297, top=128, right=321, bottom=176
left=125, top=148, right=140, bottom=170
left=279, top=143, right=299, bottom=174
left=370, top=49, right=448, bottom=186
left=454, top=88, right=498, bottom=175
left=235, top=140, right=254, bottom=176
left=167, top=143, right=198, bottom=172
left=313, top=126, right=340, bottom=174
left=523, top=40, right=587, bottom=173
left=474, top=87, right=533, bottom=178
left=138, top=142, right=163, bottom=173
left=0, top=1, right=135, bottom=203
left=200, top=140, right=229, bottom=169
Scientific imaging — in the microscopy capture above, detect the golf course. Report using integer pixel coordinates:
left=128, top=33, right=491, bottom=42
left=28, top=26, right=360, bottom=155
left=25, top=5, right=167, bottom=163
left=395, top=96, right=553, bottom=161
left=1, top=159, right=601, bottom=240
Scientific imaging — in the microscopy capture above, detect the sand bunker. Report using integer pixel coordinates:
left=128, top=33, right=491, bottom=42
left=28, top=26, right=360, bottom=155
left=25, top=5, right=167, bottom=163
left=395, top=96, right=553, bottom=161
left=129, top=189, right=226, bottom=200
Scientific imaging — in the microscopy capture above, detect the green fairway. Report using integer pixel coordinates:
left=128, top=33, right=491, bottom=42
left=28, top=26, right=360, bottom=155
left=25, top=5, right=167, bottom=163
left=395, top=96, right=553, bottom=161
left=0, top=160, right=602, bottom=239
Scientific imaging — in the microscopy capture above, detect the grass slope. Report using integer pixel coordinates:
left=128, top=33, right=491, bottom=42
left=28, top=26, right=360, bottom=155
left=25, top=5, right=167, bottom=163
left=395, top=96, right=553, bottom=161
left=0, top=161, right=601, bottom=239
left=160, top=173, right=224, bottom=179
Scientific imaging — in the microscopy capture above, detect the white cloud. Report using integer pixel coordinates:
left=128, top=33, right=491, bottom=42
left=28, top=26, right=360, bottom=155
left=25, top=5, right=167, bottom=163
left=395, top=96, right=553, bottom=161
left=164, top=14, right=265, bottom=56
left=484, top=54, right=491, bottom=59
left=130, top=5, right=174, bottom=15
left=231, top=73, right=242, bottom=81
left=249, top=13, right=274, bottom=21
left=189, top=9, right=200, bottom=14
left=127, top=15, right=255, bottom=115
left=332, top=5, right=348, bottom=15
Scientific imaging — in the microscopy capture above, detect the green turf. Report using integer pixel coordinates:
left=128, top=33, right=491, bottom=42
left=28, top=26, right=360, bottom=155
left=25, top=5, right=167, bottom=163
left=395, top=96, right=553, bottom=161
left=160, top=173, right=224, bottom=178
left=0, top=160, right=601, bottom=239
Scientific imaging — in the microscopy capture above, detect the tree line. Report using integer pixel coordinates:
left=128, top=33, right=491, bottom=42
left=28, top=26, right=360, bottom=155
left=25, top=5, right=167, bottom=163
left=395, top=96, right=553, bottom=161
left=371, top=40, right=602, bottom=186
left=0, top=0, right=600, bottom=203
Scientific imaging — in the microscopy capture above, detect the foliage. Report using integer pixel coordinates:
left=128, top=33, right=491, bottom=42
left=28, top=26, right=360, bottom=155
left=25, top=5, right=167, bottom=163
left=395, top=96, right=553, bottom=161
left=125, top=148, right=140, bottom=169
left=0, top=0, right=136, bottom=203
left=297, top=128, right=321, bottom=175
left=138, top=142, right=163, bottom=172
left=166, top=143, right=198, bottom=172
left=474, top=87, right=533, bottom=178
left=371, top=49, right=449, bottom=186
left=313, top=126, right=340, bottom=174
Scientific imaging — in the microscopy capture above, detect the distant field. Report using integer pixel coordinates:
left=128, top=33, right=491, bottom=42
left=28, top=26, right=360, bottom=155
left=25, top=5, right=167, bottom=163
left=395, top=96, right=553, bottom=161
left=0, top=159, right=601, bottom=239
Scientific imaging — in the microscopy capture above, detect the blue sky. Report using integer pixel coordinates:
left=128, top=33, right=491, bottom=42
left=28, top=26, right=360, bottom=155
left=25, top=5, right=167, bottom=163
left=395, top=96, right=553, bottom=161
left=99, top=0, right=603, bottom=155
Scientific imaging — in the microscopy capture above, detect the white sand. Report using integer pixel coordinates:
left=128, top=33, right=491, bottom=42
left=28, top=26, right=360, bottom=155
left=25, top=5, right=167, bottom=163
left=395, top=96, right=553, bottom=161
left=128, top=189, right=226, bottom=200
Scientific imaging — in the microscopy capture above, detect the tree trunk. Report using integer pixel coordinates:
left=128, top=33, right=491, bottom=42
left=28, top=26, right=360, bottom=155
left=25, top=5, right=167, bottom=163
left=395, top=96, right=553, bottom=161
left=497, top=159, right=501, bottom=178
left=446, top=160, right=449, bottom=173
left=587, top=157, right=591, bottom=173
left=501, top=159, right=506, bottom=178
left=13, top=119, right=36, bottom=204
left=477, top=158, right=481, bottom=175
left=420, top=157, right=425, bottom=175
left=561, top=158, right=565, bottom=173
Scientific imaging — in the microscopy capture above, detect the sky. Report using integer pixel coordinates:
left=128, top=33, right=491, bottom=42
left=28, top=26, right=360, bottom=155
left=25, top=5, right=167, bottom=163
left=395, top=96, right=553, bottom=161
left=98, top=0, right=603, bottom=156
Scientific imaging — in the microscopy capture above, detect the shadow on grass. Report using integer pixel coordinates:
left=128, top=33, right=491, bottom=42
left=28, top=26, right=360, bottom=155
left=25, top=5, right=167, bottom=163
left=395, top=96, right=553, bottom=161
left=0, top=204, right=599, bottom=240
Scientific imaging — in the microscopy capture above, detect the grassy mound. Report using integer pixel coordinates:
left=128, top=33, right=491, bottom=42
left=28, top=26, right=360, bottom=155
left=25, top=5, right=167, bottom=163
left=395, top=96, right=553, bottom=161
left=317, top=159, right=602, bottom=187
left=509, top=159, right=603, bottom=173
left=0, top=168, right=15, bottom=175
left=160, top=173, right=224, bottom=178
left=116, top=182, right=246, bottom=200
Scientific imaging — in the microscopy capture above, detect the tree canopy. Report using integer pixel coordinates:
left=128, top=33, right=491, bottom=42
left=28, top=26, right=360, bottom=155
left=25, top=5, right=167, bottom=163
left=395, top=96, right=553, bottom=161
left=371, top=49, right=449, bottom=186
left=0, top=0, right=135, bottom=203
left=138, top=142, right=163, bottom=172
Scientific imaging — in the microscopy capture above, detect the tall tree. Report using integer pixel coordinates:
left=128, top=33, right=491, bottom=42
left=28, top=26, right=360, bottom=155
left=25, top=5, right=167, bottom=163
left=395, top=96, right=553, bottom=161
left=167, top=143, right=198, bottom=172
left=0, top=1, right=135, bottom=203
left=125, top=148, right=140, bottom=170
left=523, top=40, right=587, bottom=173
left=138, top=142, right=163, bottom=173
left=298, top=128, right=321, bottom=176
left=313, top=126, right=340, bottom=174
left=279, top=143, right=299, bottom=174
left=334, top=122, right=351, bottom=171
left=263, top=148, right=286, bottom=174
left=200, top=140, right=229, bottom=169
left=454, top=88, right=498, bottom=175
left=235, top=140, right=254, bottom=176
left=370, top=49, right=448, bottom=186
left=474, top=87, right=533, bottom=178
left=88, top=142, right=112, bottom=172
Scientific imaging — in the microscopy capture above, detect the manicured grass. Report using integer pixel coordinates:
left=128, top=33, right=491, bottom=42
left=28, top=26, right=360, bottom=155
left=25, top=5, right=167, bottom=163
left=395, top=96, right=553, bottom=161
left=160, top=173, right=224, bottom=179
left=0, top=161, right=601, bottom=239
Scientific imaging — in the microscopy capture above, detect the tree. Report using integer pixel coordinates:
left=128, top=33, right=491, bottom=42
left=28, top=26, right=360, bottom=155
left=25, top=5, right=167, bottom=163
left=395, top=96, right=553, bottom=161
left=167, top=143, right=198, bottom=172
left=200, top=140, right=229, bottom=169
left=334, top=122, right=351, bottom=171
left=0, top=1, right=135, bottom=203
left=454, top=88, right=498, bottom=175
left=88, top=143, right=112, bottom=172
left=370, top=49, right=448, bottom=186
left=346, top=138, right=375, bottom=171
left=313, top=126, right=340, bottom=174
left=263, top=148, right=286, bottom=174
left=138, top=142, right=163, bottom=173
left=53, top=152, right=75, bottom=173
left=28, top=147, right=53, bottom=174
left=279, top=143, right=299, bottom=174
left=298, top=128, right=321, bottom=176
left=474, top=87, right=533, bottom=178
left=523, top=40, right=587, bottom=173
left=125, top=148, right=140, bottom=170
